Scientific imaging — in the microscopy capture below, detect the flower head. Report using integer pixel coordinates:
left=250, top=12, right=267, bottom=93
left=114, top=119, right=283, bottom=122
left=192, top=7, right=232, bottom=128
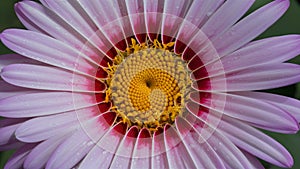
left=1, top=0, right=300, bottom=168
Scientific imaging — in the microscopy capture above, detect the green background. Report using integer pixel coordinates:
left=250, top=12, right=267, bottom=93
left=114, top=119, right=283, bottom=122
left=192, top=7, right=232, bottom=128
left=0, top=0, right=300, bottom=168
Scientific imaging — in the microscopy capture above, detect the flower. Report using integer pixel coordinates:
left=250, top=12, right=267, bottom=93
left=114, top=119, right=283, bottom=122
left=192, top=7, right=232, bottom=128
left=1, top=0, right=300, bottom=168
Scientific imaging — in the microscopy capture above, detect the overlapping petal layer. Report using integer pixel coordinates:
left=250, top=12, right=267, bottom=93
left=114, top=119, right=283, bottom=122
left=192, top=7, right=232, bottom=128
left=0, top=0, right=299, bottom=168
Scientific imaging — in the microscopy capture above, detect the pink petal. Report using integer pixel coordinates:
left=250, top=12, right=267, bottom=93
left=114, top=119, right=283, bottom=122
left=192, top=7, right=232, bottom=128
left=242, top=151, right=265, bottom=169
left=78, top=0, right=130, bottom=50
left=78, top=145, right=110, bottom=169
left=111, top=0, right=135, bottom=47
left=39, top=0, right=102, bottom=45
left=4, top=144, right=37, bottom=169
left=164, top=125, right=196, bottom=169
left=187, top=43, right=223, bottom=73
left=15, top=1, right=105, bottom=63
left=202, top=0, right=254, bottom=40
left=0, top=54, right=42, bottom=71
left=220, top=35, right=300, bottom=73
left=0, top=118, right=27, bottom=128
left=23, top=134, right=70, bottom=169
left=110, top=127, right=139, bottom=169
left=0, top=80, right=37, bottom=100
left=178, top=29, right=223, bottom=75
left=79, top=122, right=127, bottom=169
left=15, top=109, right=90, bottom=142
left=190, top=92, right=299, bottom=133
left=219, top=116, right=294, bottom=168
left=161, top=0, right=193, bottom=43
left=185, top=99, right=226, bottom=138
left=0, top=92, right=99, bottom=118
left=186, top=115, right=253, bottom=169
left=192, top=35, right=300, bottom=80
left=212, top=0, right=289, bottom=56
left=0, top=118, right=27, bottom=145
left=175, top=117, right=225, bottom=168
left=144, top=0, right=164, bottom=41
left=237, top=91, right=300, bottom=122
left=0, top=140, right=24, bottom=152
left=193, top=63, right=300, bottom=91
left=46, top=129, right=93, bottom=168
left=131, top=128, right=152, bottom=169
left=184, top=0, right=224, bottom=28
left=179, top=29, right=213, bottom=61
left=1, top=29, right=99, bottom=77
left=15, top=3, right=47, bottom=34
left=223, top=63, right=300, bottom=91
left=46, top=111, right=116, bottom=169
left=125, top=0, right=147, bottom=43
left=151, top=129, right=169, bottom=169
left=1, top=64, right=105, bottom=92
left=175, top=19, right=205, bottom=54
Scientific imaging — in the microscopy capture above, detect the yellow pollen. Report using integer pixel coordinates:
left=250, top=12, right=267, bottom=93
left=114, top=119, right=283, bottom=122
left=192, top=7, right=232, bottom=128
left=105, top=38, right=190, bottom=131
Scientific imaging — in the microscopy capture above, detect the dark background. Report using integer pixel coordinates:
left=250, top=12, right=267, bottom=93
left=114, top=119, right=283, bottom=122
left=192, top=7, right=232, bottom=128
left=0, top=0, right=300, bottom=168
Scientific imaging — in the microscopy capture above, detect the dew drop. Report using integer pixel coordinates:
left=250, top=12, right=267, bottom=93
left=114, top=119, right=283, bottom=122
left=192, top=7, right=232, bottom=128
left=87, top=141, right=94, bottom=146
left=206, top=12, right=213, bottom=17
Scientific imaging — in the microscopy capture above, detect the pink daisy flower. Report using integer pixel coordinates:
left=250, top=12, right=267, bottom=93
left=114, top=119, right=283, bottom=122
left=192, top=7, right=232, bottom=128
left=1, top=0, right=300, bottom=168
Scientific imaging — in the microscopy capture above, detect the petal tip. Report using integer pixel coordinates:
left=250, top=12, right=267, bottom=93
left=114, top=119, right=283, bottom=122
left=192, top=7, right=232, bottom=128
left=0, top=30, right=8, bottom=40
left=0, top=29, right=13, bottom=39
left=283, top=155, right=294, bottom=168
left=291, top=122, right=300, bottom=133
left=14, top=1, right=29, bottom=12
left=14, top=2, right=20, bottom=9
left=276, top=0, right=290, bottom=10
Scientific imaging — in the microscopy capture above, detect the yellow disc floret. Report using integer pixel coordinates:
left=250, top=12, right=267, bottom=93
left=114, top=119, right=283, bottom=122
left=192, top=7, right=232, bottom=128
left=106, top=39, right=190, bottom=132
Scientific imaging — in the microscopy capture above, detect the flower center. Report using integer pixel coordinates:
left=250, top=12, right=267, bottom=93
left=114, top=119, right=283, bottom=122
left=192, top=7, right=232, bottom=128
left=106, top=39, right=190, bottom=132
